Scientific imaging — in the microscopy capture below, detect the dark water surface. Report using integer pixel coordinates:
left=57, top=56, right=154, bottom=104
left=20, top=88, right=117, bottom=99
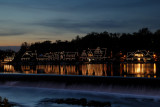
left=0, top=63, right=160, bottom=107
left=1, top=86, right=160, bottom=107
left=0, top=63, right=159, bottom=78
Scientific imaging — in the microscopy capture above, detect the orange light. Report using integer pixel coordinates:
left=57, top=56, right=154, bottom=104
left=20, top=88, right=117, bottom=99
left=153, top=54, right=156, bottom=57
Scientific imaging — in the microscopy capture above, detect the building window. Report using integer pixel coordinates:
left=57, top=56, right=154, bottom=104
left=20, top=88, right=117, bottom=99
left=135, top=54, right=143, bottom=57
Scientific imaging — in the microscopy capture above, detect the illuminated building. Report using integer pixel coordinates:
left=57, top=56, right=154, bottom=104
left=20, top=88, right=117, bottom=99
left=80, top=47, right=107, bottom=62
left=65, top=52, right=78, bottom=61
left=21, top=47, right=106, bottom=62
left=21, top=51, right=78, bottom=62
left=80, top=50, right=88, bottom=61
left=21, top=51, right=37, bottom=61
left=126, top=50, right=154, bottom=62
left=3, top=54, right=15, bottom=63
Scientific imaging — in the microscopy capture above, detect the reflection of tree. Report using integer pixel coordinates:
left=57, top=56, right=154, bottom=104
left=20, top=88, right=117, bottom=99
left=79, top=70, right=82, bottom=75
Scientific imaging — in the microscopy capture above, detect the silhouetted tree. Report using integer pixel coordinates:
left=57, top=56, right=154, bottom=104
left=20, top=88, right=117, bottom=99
left=13, top=28, right=160, bottom=62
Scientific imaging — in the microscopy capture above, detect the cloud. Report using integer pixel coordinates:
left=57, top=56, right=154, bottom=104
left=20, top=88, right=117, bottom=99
left=1, top=0, right=159, bottom=14
left=0, top=29, right=27, bottom=36
left=1, top=0, right=160, bottom=35
left=32, top=18, right=124, bottom=33
left=1, top=0, right=160, bottom=13
left=0, top=32, right=25, bottom=36
left=37, top=38, right=50, bottom=40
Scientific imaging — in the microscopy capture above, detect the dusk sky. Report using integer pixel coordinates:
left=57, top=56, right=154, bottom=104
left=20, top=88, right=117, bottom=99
left=0, top=0, right=160, bottom=46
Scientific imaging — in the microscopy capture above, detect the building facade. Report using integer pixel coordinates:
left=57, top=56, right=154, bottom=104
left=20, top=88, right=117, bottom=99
left=21, top=51, right=78, bottom=62
left=80, top=47, right=107, bottom=62
left=21, top=51, right=37, bottom=61
left=126, top=50, right=155, bottom=62
left=21, top=47, right=107, bottom=62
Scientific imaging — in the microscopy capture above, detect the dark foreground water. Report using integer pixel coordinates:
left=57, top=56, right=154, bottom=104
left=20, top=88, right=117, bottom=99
left=0, top=63, right=160, bottom=106
left=1, top=85, right=160, bottom=107
left=0, top=63, right=159, bottom=78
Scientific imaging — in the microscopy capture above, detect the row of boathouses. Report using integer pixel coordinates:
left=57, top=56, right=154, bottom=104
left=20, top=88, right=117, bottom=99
left=1, top=47, right=157, bottom=63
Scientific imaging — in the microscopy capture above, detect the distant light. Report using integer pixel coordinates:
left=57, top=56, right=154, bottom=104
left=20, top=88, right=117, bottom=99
left=153, top=54, right=156, bottom=57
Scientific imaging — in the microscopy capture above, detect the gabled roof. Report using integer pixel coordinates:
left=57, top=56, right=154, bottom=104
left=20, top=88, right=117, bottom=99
left=22, top=51, right=33, bottom=58
left=127, top=50, right=154, bottom=58
left=87, top=50, right=93, bottom=54
left=133, top=50, right=145, bottom=55
left=145, top=54, right=153, bottom=58
left=81, top=50, right=87, bottom=57
left=21, top=54, right=31, bottom=58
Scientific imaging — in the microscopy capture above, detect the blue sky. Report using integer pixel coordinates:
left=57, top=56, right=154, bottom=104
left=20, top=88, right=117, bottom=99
left=0, top=0, right=160, bottom=46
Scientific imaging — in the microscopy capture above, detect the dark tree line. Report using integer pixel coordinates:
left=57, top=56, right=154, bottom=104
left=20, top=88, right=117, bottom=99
left=15, top=28, right=160, bottom=61
left=0, top=49, right=15, bottom=60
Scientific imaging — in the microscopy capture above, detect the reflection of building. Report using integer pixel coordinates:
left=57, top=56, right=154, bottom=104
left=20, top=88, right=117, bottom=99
left=20, top=64, right=107, bottom=76
left=3, top=65, right=15, bottom=72
left=123, top=63, right=156, bottom=78
left=80, top=47, right=107, bottom=62
left=82, top=64, right=107, bottom=76
left=126, top=50, right=154, bottom=62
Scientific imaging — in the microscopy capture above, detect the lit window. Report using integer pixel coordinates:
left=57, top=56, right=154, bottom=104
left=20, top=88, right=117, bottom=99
left=135, top=54, right=143, bottom=57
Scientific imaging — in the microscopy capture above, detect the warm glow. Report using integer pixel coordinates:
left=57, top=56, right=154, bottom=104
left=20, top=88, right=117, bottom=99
left=124, top=64, right=126, bottom=72
left=135, top=63, right=141, bottom=73
left=135, top=54, right=143, bottom=57
left=125, top=63, right=156, bottom=77
left=154, top=63, right=156, bottom=74
left=88, top=53, right=93, bottom=57
left=4, top=65, right=15, bottom=72
left=153, top=54, right=156, bottom=58
left=0, top=63, right=157, bottom=78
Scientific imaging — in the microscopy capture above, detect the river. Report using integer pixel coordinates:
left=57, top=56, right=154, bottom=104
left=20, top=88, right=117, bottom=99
left=0, top=63, right=159, bottom=78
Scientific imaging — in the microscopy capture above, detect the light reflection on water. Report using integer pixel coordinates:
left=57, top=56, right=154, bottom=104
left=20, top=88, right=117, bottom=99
left=123, top=63, right=156, bottom=78
left=0, top=63, right=158, bottom=78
